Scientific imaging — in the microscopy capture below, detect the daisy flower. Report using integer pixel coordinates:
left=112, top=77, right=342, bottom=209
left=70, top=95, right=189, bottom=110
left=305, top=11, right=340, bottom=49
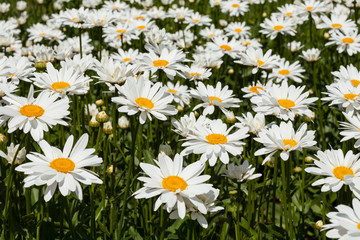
left=15, top=134, right=103, bottom=201
left=221, top=0, right=249, bottom=17
left=191, top=82, right=241, bottom=116
left=322, top=198, right=360, bottom=239
left=235, top=112, right=266, bottom=135
left=223, top=161, right=262, bottom=182
left=224, top=22, right=251, bottom=39
left=0, top=85, right=70, bottom=141
left=305, top=149, right=360, bottom=199
left=171, top=113, right=210, bottom=138
left=322, top=81, right=360, bottom=115
left=251, top=81, right=318, bottom=121
left=260, top=15, right=297, bottom=40
left=326, top=30, right=360, bottom=56
left=141, top=47, right=186, bottom=80
left=241, top=80, right=272, bottom=99
left=340, top=112, right=360, bottom=148
left=112, top=48, right=139, bottom=65
left=31, top=62, right=91, bottom=97
left=164, top=81, right=191, bottom=107
left=182, top=65, right=212, bottom=82
left=332, top=64, right=360, bottom=87
left=300, top=48, right=321, bottom=62
left=199, top=24, right=223, bottom=40
left=206, top=37, right=244, bottom=59
left=181, top=119, right=249, bottom=166
left=254, top=121, right=317, bottom=163
left=112, top=76, right=177, bottom=124
left=236, top=48, right=280, bottom=74
left=133, top=153, right=213, bottom=219
left=0, top=142, right=26, bottom=165
left=169, top=188, right=223, bottom=228
left=317, top=14, right=357, bottom=34
left=286, top=41, right=303, bottom=52
left=268, top=59, right=305, bottom=83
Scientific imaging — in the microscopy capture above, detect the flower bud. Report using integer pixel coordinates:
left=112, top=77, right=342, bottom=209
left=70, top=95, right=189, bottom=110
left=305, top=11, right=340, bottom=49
left=89, top=115, right=100, bottom=127
left=305, top=156, right=314, bottom=163
left=294, top=166, right=302, bottom=173
left=96, top=111, right=109, bottom=123
left=35, top=62, right=47, bottom=70
left=226, top=111, right=236, bottom=123
left=95, top=99, right=104, bottom=107
left=118, top=116, right=129, bottom=129
left=0, top=133, right=6, bottom=143
left=159, top=144, right=173, bottom=157
left=177, top=105, right=184, bottom=112
left=103, top=121, right=113, bottom=134
left=194, top=111, right=199, bottom=118
left=228, top=68, right=234, bottom=74
left=324, top=32, right=330, bottom=39
left=315, top=220, right=323, bottom=230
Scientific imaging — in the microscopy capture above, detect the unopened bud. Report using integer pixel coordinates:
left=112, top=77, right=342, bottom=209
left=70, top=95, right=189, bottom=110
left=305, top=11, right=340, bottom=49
left=324, top=32, right=330, bottom=39
left=0, top=133, right=6, bottom=143
left=103, top=121, right=113, bottom=134
left=305, top=156, right=314, bottom=163
left=35, top=62, right=46, bottom=70
left=96, top=111, right=109, bottom=123
left=177, top=105, right=184, bottom=112
left=89, top=115, right=100, bottom=127
left=266, top=157, right=275, bottom=168
left=226, top=111, right=236, bottom=123
left=315, top=220, right=323, bottom=230
left=159, top=144, right=173, bottom=157
left=95, top=99, right=104, bottom=107
left=262, top=12, right=267, bottom=18
left=118, top=116, right=129, bottom=129
left=194, top=111, right=199, bottom=118
left=107, top=165, right=114, bottom=173
left=228, top=68, right=234, bottom=74
left=294, top=166, right=302, bottom=173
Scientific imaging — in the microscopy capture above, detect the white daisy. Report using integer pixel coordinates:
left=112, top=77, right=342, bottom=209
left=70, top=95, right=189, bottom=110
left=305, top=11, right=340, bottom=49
left=223, top=161, right=262, bottom=182
left=332, top=64, right=360, bottom=87
left=268, top=59, right=305, bottom=83
left=326, top=30, right=360, bottom=56
left=305, top=149, right=360, bottom=199
left=260, top=14, right=297, bottom=40
left=133, top=153, right=213, bottom=219
left=0, top=85, right=70, bottom=141
left=236, top=48, right=280, bottom=74
left=191, top=82, right=241, bottom=116
left=254, top=121, right=317, bottom=163
left=164, top=81, right=191, bottom=107
left=112, top=76, right=177, bottom=124
left=340, top=112, right=360, bottom=148
left=251, top=81, right=317, bottom=121
left=235, top=112, right=266, bottom=135
left=15, top=134, right=103, bottom=201
left=0, top=142, right=26, bottom=165
left=181, top=119, right=249, bottom=166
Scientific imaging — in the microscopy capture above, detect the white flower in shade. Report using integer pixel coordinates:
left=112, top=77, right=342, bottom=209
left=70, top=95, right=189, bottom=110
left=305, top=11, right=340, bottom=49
left=322, top=198, right=360, bottom=240
left=254, top=121, right=317, bottom=163
left=300, top=48, right=321, bottom=62
left=181, top=119, right=249, bottom=166
left=286, top=41, right=303, bottom=52
left=171, top=113, right=210, bottom=138
left=236, top=48, right=280, bottom=74
left=15, top=134, right=103, bottom=202
left=332, top=64, right=360, bottom=87
left=340, top=112, right=360, bottom=147
left=191, top=82, right=241, bottom=116
left=260, top=15, right=296, bottom=40
left=268, top=59, right=305, bottom=83
left=235, top=112, right=266, bottom=135
left=0, top=86, right=70, bottom=141
left=64, top=54, right=94, bottom=74
left=322, top=81, right=360, bottom=115
left=182, top=65, right=212, bottom=82
left=31, top=62, right=91, bottom=96
left=5, top=56, right=35, bottom=83
left=112, top=76, right=177, bottom=124
left=140, top=47, right=186, bottom=80
left=164, top=81, right=191, bottom=107
left=0, top=143, right=26, bottom=165
left=241, top=80, right=273, bottom=99
left=133, top=154, right=213, bottom=219
left=169, top=188, right=223, bottom=228
left=224, top=161, right=262, bottom=182
left=305, top=149, right=360, bottom=199
left=326, top=30, right=360, bottom=56
left=251, top=81, right=317, bottom=121
left=84, top=103, right=98, bottom=117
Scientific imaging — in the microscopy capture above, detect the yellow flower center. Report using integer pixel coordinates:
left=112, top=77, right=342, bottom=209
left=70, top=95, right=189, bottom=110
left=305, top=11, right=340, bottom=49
left=220, top=44, right=232, bottom=51
left=232, top=3, right=239, bottom=7
left=50, top=158, right=75, bottom=173
left=358, top=223, right=360, bottom=230
left=190, top=72, right=202, bottom=77
left=209, top=96, right=222, bottom=105
left=117, top=35, right=122, bottom=39
left=278, top=69, right=290, bottom=75
left=273, top=25, right=284, bottom=31
left=162, top=176, right=187, bottom=192
left=135, top=16, right=144, bottom=20
left=344, top=93, right=360, bottom=100
left=234, top=28, right=242, bottom=33
left=51, top=82, right=71, bottom=92
left=72, top=17, right=78, bottom=22
left=123, top=58, right=131, bottom=62
left=257, top=60, right=265, bottom=67
left=116, top=29, right=126, bottom=34
left=8, top=74, right=15, bottom=78
left=210, top=33, right=214, bottom=37
left=333, top=166, right=354, bottom=180
left=286, top=12, right=292, bottom=17
left=168, top=89, right=178, bottom=94
left=192, top=19, right=199, bottom=23
left=20, top=104, right=45, bottom=118
left=278, top=99, right=295, bottom=108
left=113, top=6, right=120, bottom=9
left=153, top=60, right=169, bottom=67
left=206, top=133, right=228, bottom=144
left=249, top=86, right=264, bottom=93
left=331, top=23, right=342, bottom=28
left=282, top=139, right=297, bottom=149
left=351, top=79, right=360, bottom=87
left=306, top=6, right=313, bottom=10
left=137, top=25, right=146, bottom=30
left=343, top=38, right=354, bottom=43
left=135, top=97, right=154, bottom=109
